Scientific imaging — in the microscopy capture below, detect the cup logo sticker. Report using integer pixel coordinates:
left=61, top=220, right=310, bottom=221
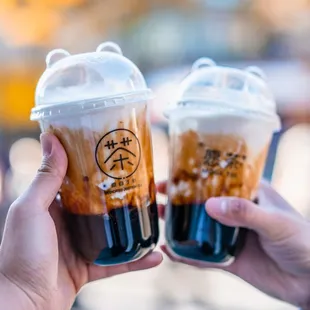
left=95, top=129, right=141, bottom=179
left=201, top=145, right=247, bottom=177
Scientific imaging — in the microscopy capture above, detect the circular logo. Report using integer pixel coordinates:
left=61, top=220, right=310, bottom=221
left=95, top=128, right=141, bottom=179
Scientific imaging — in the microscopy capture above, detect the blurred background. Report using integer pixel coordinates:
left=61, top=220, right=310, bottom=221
left=0, top=0, right=310, bottom=309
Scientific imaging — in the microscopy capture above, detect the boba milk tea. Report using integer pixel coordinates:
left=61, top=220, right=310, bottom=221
left=31, top=42, right=159, bottom=265
left=164, top=58, right=281, bottom=264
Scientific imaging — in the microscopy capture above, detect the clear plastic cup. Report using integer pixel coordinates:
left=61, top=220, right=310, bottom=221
left=164, top=58, right=281, bottom=265
left=31, top=42, right=159, bottom=266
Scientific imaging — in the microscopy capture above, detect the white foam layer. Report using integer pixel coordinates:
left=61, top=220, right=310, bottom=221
left=170, top=112, right=274, bottom=155
left=45, top=102, right=145, bottom=132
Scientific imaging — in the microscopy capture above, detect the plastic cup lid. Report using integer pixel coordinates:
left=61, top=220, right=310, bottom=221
left=31, top=42, right=152, bottom=121
left=164, top=58, right=281, bottom=132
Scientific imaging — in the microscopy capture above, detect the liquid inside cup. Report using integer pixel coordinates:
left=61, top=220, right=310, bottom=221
left=164, top=59, right=281, bottom=264
left=31, top=43, right=159, bottom=266
left=166, top=112, right=272, bottom=263
left=43, top=102, right=159, bottom=264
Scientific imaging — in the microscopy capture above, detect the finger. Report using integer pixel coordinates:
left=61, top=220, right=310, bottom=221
left=13, top=133, right=68, bottom=212
left=160, top=245, right=179, bottom=263
left=223, top=231, right=266, bottom=276
left=88, top=251, right=163, bottom=282
left=158, top=204, right=165, bottom=219
left=156, top=181, right=167, bottom=195
left=206, top=197, right=297, bottom=241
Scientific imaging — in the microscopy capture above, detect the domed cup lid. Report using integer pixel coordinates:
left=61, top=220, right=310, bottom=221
left=31, top=42, right=152, bottom=121
left=164, top=58, right=281, bottom=132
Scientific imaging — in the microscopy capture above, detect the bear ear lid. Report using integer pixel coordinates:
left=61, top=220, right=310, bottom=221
left=245, top=66, right=267, bottom=81
left=96, top=42, right=123, bottom=55
left=191, top=58, right=216, bottom=72
left=45, top=49, right=71, bottom=68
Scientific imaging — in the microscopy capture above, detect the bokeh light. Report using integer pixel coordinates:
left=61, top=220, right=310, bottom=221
left=7, top=138, right=41, bottom=199
left=272, top=124, right=310, bottom=216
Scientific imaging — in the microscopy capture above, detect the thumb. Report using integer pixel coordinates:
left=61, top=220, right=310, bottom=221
left=206, top=196, right=295, bottom=241
left=14, top=133, right=68, bottom=211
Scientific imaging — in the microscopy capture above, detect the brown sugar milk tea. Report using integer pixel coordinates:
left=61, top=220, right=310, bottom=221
left=164, top=59, right=281, bottom=264
left=31, top=42, right=159, bottom=265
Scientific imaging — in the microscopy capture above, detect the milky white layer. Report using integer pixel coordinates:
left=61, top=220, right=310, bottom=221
left=42, top=101, right=146, bottom=132
left=170, top=111, right=274, bottom=156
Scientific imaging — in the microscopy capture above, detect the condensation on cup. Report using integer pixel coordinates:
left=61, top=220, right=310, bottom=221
left=164, top=58, right=281, bottom=265
left=30, top=42, right=159, bottom=266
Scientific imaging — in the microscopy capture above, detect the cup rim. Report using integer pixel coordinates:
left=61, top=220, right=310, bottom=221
left=164, top=100, right=282, bottom=133
left=30, top=89, right=153, bottom=121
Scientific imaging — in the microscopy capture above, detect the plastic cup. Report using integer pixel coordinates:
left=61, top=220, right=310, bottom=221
left=164, top=59, right=281, bottom=264
left=30, top=42, right=159, bottom=266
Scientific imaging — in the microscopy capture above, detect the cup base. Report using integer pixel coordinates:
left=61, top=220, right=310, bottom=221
left=165, top=202, right=247, bottom=264
left=64, top=202, right=159, bottom=266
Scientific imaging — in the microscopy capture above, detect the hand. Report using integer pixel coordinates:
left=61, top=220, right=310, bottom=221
left=158, top=181, right=310, bottom=309
left=0, top=133, right=162, bottom=310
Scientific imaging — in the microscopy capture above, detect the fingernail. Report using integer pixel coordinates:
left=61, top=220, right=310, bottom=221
left=206, top=198, right=229, bottom=215
left=153, top=251, right=163, bottom=260
left=40, top=133, right=52, bottom=157
left=220, top=199, right=229, bottom=214
left=149, top=252, right=163, bottom=264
